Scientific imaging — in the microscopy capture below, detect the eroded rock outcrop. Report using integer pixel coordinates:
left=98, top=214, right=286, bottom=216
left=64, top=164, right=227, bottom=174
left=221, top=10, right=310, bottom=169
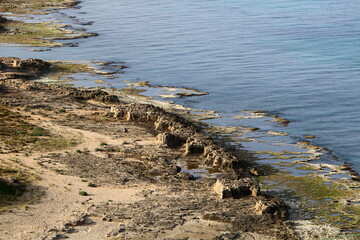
left=69, top=88, right=120, bottom=103
left=0, top=57, right=251, bottom=178
left=254, top=198, right=287, bottom=219
left=156, top=132, right=185, bottom=148
left=0, top=57, right=51, bottom=80
left=184, top=137, right=205, bottom=155
left=213, top=178, right=260, bottom=199
left=0, top=57, right=50, bottom=71
left=111, top=104, right=248, bottom=174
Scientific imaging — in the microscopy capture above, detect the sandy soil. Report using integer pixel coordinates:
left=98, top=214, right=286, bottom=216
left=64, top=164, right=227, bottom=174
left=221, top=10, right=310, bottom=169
left=0, top=123, right=148, bottom=240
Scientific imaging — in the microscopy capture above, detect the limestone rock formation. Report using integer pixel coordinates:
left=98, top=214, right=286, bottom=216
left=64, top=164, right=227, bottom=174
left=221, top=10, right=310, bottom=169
left=0, top=57, right=50, bottom=72
left=213, top=178, right=260, bottom=199
left=69, top=89, right=120, bottom=103
left=184, top=137, right=205, bottom=155
left=254, top=198, right=287, bottom=219
left=0, top=57, right=51, bottom=80
left=110, top=104, right=249, bottom=174
left=156, top=132, right=184, bottom=148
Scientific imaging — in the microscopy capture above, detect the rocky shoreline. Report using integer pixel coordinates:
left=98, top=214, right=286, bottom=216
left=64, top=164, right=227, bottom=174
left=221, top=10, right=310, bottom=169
left=0, top=57, right=298, bottom=239
left=0, top=0, right=360, bottom=239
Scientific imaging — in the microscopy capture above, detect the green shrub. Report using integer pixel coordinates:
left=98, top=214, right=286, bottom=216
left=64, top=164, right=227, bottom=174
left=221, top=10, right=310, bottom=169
left=28, top=127, right=49, bottom=136
left=0, top=179, right=23, bottom=196
left=78, top=191, right=88, bottom=196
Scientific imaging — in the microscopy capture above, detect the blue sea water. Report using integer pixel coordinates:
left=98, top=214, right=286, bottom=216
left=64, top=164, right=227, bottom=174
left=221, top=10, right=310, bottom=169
left=2, top=0, right=360, bottom=172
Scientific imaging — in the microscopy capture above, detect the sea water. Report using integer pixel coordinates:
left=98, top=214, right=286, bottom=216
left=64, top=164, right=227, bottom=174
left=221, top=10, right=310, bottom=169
left=1, top=0, right=360, bottom=172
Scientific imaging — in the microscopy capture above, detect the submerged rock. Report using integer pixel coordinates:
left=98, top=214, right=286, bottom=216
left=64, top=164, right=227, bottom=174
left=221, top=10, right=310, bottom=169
left=273, top=115, right=290, bottom=126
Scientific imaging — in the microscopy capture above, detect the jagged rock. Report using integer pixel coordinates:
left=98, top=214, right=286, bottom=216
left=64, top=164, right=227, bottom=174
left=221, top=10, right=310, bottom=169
left=0, top=72, right=34, bottom=80
left=156, top=132, right=184, bottom=148
left=109, top=103, right=248, bottom=173
left=0, top=57, right=50, bottom=71
left=250, top=167, right=262, bottom=176
left=0, top=57, right=51, bottom=81
left=184, top=138, right=205, bottom=155
left=154, top=116, right=171, bottom=131
left=110, top=106, right=126, bottom=118
left=70, top=89, right=119, bottom=103
left=16, top=58, right=51, bottom=71
left=203, top=145, right=238, bottom=169
left=213, top=178, right=259, bottom=199
left=122, top=104, right=195, bottom=135
left=254, top=198, right=287, bottom=219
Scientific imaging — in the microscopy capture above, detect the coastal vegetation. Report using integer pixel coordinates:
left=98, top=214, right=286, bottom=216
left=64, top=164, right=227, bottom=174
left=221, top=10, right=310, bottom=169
left=0, top=20, right=82, bottom=47
left=260, top=172, right=360, bottom=232
left=0, top=0, right=79, bottom=14
left=0, top=0, right=96, bottom=48
left=0, top=165, right=40, bottom=212
left=0, top=106, right=78, bottom=153
left=0, top=106, right=49, bottom=152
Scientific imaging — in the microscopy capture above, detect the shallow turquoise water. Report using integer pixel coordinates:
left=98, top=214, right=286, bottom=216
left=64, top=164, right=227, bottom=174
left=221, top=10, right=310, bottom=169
left=2, top=0, right=360, bottom=172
